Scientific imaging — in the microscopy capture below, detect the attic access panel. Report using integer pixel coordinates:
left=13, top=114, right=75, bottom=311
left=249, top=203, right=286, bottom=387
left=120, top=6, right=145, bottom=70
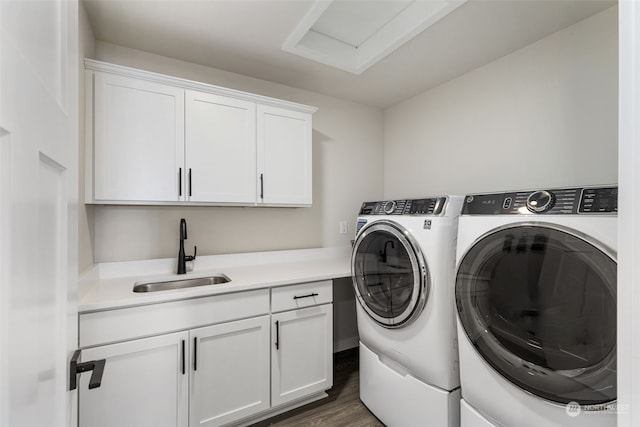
left=282, top=0, right=466, bottom=75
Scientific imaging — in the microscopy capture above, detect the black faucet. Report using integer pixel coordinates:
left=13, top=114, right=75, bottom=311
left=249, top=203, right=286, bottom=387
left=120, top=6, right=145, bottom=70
left=177, top=218, right=197, bottom=274
left=379, top=240, right=395, bottom=263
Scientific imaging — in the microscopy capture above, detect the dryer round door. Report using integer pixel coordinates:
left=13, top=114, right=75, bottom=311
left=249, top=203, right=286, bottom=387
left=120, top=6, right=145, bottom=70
left=351, top=220, right=429, bottom=328
left=455, top=223, right=616, bottom=406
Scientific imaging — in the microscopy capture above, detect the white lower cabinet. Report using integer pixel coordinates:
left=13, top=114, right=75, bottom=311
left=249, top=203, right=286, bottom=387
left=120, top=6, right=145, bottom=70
left=190, top=316, right=270, bottom=427
left=77, top=282, right=333, bottom=427
left=271, top=304, right=333, bottom=407
left=78, top=332, right=189, bottom=427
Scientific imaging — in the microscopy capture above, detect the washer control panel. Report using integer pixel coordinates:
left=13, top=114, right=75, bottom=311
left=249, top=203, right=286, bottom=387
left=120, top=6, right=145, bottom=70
left=358, top=197, right=447, bottom=216
left=462, top=186, right=617, bottom=215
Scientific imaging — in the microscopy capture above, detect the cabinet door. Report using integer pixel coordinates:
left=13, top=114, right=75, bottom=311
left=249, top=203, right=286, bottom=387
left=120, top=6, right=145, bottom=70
left=257, top=105, right=312, bottom=205
left=93, top=72, right=185, bottom=202
left=190, top=315, right=270, bottom=427
left=272, top=304, right=333, bottom=407
left=78, top=332, right=189, bottom=427
left=185, top=90, right=256, bottom=203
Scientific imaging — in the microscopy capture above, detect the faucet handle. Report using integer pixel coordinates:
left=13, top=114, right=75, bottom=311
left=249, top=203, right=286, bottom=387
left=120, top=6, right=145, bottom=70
left=185, top=246, right=197, bottom=262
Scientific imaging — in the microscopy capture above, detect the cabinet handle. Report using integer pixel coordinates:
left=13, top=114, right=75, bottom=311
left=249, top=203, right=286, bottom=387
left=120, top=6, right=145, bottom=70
left=260, top=173, right=264, bottom=200
left=193, top=337, right=198, bottom=371
left=293, top=293, right=319, bottom=300
left=188, top=168, right=192, bottom=197
left=275, top=320, right=280, bottom=350
left=69, top=349, right=106, bottom=391
left=181, top=340, right=185, bottom=375
left=179, top=168, right=182, bottom=197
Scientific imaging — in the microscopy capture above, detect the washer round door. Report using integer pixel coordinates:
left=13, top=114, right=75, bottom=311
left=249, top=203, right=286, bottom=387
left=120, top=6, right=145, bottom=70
left=351, top=220, right=429, bottom=328
left=456, top=223, right=616, bottom=406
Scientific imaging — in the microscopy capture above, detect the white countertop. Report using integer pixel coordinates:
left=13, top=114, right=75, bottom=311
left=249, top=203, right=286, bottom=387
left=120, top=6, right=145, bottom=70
left=78, top=247, right=352, bottom=313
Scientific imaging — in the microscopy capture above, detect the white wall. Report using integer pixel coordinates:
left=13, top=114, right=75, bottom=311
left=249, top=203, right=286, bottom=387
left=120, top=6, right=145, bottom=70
left=384, top=7, right=618, bottom=198
left=86, top=42, right=383, bottom=262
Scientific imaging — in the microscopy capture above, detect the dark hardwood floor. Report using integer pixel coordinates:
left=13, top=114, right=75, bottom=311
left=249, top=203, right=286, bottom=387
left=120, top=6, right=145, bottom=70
left=252, top=348, right=385, bottom=427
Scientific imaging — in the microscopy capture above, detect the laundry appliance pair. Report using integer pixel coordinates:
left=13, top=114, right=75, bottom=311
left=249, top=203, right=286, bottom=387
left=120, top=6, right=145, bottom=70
left=351, top=186, right=617, bottom=427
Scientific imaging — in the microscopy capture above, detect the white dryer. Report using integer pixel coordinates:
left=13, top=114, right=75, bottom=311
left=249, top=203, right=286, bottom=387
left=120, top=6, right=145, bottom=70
left=455, top=186, right=617, bottom=427
left=351, top=196, right=463, bottom=427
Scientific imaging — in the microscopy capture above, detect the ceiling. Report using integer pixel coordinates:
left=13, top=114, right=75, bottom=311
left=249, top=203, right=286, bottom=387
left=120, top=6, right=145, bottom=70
left=82, top=0, right=616, bottom=109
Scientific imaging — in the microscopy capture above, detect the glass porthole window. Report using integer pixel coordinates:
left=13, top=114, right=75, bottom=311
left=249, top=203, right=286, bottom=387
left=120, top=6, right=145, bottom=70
left=456, top=224, right=616, bottom=405
left=352, top=221, right=428, bottom=328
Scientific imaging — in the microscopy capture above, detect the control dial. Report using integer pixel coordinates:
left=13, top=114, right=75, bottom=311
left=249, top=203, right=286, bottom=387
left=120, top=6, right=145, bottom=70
left=382, top=201, right=397, bottom=215
left=526, top=190, right=555, bottom=213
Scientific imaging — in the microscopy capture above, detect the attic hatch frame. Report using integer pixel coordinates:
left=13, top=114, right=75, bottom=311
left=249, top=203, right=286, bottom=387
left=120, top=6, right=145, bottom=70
left=282, top=0, right=467, bottom=75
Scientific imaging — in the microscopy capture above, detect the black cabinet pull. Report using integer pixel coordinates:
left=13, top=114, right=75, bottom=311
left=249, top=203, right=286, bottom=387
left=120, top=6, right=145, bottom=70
left=69, top=349, right=106, bottom=391
left=193, top=337, right=198, bottom=371
left=181, top=340, right=185, bottom=375
left=293, top=293, right=319, bottom=300
left=275, top=320, right=280, bottom=350
left=179, top=168, right=182, bottom=197
left=260, top=173, right=264, bottom=200
left=188, top=168, right=192, bottom=197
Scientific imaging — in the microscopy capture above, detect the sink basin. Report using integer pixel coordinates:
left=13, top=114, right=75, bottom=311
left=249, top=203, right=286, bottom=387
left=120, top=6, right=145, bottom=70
left=133, top=274, right=231, bottom=293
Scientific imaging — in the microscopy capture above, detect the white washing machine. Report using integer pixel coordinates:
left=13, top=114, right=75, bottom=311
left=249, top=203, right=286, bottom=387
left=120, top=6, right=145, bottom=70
left=454, top=186, right=617, bottom=427
left=351, top=196, right=464, bottom=427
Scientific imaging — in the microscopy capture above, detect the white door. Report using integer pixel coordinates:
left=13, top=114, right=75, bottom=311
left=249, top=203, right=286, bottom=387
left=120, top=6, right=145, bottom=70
left=271, top=304, right=333, bottom=407
left=190, top=316, right=270, bottom=427
left=0, top=1, right=79, bottom=426
left=78, top=332, right=189, bottom=427
left=93, top=72, right=185, bottom=202
left=185, top=90, right=256, bottom=204
left=257, top=105, right=312, bottom=205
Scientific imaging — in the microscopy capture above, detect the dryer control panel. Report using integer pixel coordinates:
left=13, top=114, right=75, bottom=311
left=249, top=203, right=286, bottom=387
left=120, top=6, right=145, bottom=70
left=358, top=197, right=447, bottom=216
left=462, top=186, right=617, bottom=215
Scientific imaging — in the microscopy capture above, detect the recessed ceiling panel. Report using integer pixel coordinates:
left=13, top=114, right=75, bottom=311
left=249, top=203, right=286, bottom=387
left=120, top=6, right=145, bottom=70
left=282, top=0, right=467, bottom=74
left=311, top=1, right=413, bottom=48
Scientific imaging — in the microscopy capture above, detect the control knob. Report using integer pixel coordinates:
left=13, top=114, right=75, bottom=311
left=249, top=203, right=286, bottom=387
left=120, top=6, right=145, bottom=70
left=382, top=201, right=397, bottom=215
left=526, top=190, right=555, bottom=213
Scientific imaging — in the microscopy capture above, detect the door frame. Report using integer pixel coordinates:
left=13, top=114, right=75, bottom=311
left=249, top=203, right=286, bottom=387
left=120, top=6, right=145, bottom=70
left=617, top=1, right=640, bottom=425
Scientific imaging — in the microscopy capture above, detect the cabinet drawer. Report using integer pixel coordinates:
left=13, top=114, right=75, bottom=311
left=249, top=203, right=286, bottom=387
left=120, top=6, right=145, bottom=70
left=80, top=289, right=269, bottom=347
left=271, top=281, right=332, bottom=313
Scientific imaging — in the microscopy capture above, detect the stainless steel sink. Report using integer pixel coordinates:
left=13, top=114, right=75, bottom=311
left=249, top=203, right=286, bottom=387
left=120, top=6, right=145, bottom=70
left=133, top=274, right=231, bottom=293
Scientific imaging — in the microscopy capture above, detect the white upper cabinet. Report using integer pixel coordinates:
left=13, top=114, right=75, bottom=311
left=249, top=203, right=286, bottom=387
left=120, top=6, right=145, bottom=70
left=85, top=60, right=316, bottom=207
left=257, top=105, right=313, bottom=206
left=92, top=72, right=185, bottom=202
left=185, top=90, right=256, bottom=204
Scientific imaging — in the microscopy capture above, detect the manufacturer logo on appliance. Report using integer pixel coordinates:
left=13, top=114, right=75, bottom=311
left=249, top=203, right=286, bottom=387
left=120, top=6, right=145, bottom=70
left=565, top=402, right=581, bottom=417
